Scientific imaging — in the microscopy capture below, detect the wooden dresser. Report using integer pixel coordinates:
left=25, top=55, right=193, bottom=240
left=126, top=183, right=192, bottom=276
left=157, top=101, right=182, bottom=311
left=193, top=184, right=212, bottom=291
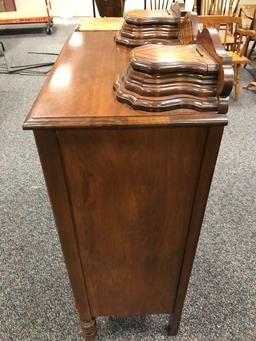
left=23, top=31, right=232, bottom=339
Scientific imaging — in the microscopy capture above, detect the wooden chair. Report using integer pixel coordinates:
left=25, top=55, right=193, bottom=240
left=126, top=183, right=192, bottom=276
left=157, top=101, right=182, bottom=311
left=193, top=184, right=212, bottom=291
left=199, top=15, right=254, bottom=99
left=143, top=0, right=176, bottom=10
left=198, top=15, right=242, bottom=49
left=143, top=0, right=197, bottom=11
left=201, top=0, right=240, bottom=15
left=238, top=4, right=256, bottom=30
left=238, top=5, right=256, bottom=62
left=228, top=27, right=256, bottom=99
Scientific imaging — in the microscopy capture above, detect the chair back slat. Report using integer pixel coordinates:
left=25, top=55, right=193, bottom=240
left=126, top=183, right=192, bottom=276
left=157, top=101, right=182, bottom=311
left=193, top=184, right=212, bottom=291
left=238, top=5, right=256, bottom=30
left=201, top=0, right=240, bottom=15
left=144, top=0, right=174, bottom=10
left=199, top=15, right=243, bottom=50
left=233, top=27, right=255, bottom=57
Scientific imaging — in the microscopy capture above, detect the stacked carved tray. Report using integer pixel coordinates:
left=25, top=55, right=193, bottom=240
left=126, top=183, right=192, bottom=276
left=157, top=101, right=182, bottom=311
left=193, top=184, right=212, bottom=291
left=114, top=28, right=233, bottom=114
left=115, top=4, right=182, bottom=47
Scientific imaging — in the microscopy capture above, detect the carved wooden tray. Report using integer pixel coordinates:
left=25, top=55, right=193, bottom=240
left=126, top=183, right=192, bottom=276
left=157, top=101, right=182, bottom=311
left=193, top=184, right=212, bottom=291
left=115, top=4, right=182, bottom=47
left=113, top=28, right=233, bottom=114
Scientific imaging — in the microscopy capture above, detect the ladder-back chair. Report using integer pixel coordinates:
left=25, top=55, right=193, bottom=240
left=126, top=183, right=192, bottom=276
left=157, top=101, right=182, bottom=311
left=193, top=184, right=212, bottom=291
left=229, top=27, right=255, bottom=98
left=144, top=0, right=176, bottom=9
left=238, top=4, right=256, bottom=62
left=199, top=15, right=254, bottom=99
left=238, top=4, right=256, bottom=30
left=143, top=0, right=197, bottom=11
left=201, top=0, right=240, bottom=15
left=198, top=15, right=242, bottom=49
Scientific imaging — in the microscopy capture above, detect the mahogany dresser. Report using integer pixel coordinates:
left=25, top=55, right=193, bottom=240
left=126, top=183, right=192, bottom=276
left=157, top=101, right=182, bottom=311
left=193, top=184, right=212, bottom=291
left=23, top=30, right=233, bottom=339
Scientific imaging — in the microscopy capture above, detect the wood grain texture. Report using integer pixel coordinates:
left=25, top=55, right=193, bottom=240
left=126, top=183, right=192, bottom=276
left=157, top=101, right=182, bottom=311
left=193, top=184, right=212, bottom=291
left=32, top=124, right=226, bottom=338
left=25, top=27, right=230, bottom=339
left=115, top=22, right=180, bottom=47
left=125, top=6, right=181, bottom=25
left=114, top=28, right=233, bottom=113
left=144, top=0, right=176, bottom=10
left=76, top=17, right=124, bottom=32
left=178, top=12, right=199, bottom=45
left=196, top=27, right=233, bottom=98
left=33, top=130, right=93, bottom=322
left=94, top=0, right=125, bottom=17
left=23, top=31, right=228, bottom=130
left=115, top=3, right=184, bottom=47
left=57, top=126, right=208, bottom=316
left=168, top=125, right=224, bottom=335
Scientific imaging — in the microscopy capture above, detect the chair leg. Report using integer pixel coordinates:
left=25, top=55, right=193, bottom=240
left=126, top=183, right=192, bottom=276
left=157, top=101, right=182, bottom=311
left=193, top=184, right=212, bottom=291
left=244, top=40, right=255, bottom=68
left=248, top=40, right=256, bottom=60
left=235, top=64, right=241, bottom=100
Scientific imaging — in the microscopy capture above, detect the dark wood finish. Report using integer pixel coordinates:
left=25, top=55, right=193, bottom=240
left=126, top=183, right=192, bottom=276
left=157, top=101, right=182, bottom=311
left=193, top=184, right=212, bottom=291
left=80, top=318, right=97, bottom=339
left=144, top=0, right=175, bottom=10
left=23, top=31, right=228, bottom=130
left=178, top=12, right=199, bottom=45
left=33, top=130, right=93, bottom=322
left=169, top=125, right=224, bottom=335
left=125, top=6, right=181, bottom=25
left=56, top=127, right=207, bottom=316
left=24, top=30, right=231, bottom=339
left=114, top=28, right=233, bottom=113
left=115, top=11, right=198, bottom=48
left=196, top=27, right=233, bottom=98
left=94, top=0, right=125, bottom=17
left=115, top=4, right=183, bottom=47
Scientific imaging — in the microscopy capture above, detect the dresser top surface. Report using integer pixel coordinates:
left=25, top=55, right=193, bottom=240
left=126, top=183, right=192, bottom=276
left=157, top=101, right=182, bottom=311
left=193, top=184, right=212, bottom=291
left=23, top=31, right=227, bottom=129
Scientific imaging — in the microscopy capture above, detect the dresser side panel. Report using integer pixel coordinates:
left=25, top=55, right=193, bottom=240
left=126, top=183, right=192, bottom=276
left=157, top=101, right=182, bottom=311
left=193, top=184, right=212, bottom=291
left=57, top=126, right=208, bottom=316
left=169, top=125, right=224, bottom=334
left=34, top=130, right=93, bottom=320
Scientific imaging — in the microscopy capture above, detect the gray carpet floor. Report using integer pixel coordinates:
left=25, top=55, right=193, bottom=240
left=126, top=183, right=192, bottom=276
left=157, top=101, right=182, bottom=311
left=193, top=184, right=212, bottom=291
left=0, top=24, right=256, bottom=341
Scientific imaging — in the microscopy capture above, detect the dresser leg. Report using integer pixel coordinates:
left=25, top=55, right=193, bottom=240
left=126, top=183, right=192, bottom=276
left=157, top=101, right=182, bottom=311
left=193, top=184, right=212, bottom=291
left=80, top=318, right=97, bottom=340
left=167, top=315, right=180, bottom=336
